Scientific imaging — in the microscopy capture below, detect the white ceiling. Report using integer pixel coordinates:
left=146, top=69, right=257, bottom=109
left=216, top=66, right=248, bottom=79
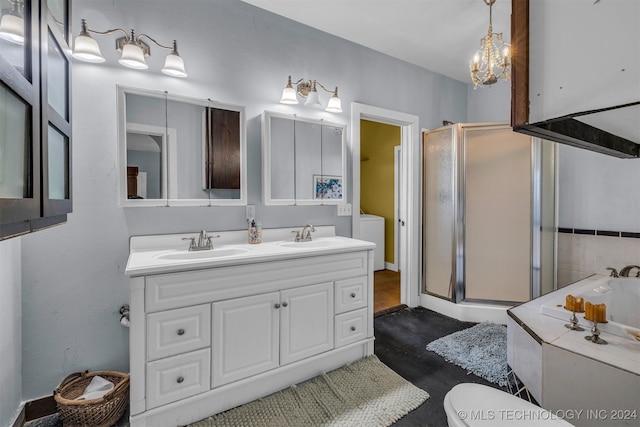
left=241, top=0, right=512, bottom=84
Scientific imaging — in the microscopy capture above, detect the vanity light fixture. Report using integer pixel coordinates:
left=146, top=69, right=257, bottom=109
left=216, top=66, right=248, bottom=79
left=0, top=0, right=24, bottom=44
left=72, top=18, right=187, bottom=77
left=469, top=0, right=510, bottom=89
left=280, top=76, right=342, bottom=113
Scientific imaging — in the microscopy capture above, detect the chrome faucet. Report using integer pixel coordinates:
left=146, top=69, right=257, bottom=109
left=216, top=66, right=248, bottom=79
left=619, top=265, right=640, bottom=277
left=182, top=230, right=220, bottom=251
left=292, top=224, right=315, bottom=242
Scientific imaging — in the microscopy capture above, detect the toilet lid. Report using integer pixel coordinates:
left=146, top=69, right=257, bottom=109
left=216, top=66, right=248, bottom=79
left=445, top=383, right=574, bottom=426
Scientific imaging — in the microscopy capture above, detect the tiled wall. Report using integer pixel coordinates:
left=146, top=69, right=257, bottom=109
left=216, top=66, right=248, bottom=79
left=557, top=229, right=640, bottom=287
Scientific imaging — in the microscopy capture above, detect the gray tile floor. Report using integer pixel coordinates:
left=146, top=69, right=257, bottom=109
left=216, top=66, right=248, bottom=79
left=26, top=307, right=505, bottom=427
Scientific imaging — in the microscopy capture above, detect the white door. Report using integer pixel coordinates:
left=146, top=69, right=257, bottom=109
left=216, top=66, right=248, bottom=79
left=212, top=292, right=280, bottom=387
left=392, top=145, right=402, bottom=272
left=280, top=282, right=334, bottom=365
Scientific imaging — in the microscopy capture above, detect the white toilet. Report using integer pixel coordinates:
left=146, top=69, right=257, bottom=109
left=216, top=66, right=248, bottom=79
left=444, top=383, right=574, bottom=426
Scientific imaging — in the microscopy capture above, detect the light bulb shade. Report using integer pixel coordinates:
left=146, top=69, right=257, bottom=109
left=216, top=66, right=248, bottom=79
left=280, top=86, right=298, bottom=104
left=325, top=93, right=342, bottom=113
left=0, top=12, right=24, bottom=44
left=119, top=42, right=148, bottom=69
left=72, top=34, right=105, bottom=63
left=162, top=53, right=187, bottom=77
left=304, top=89, right=321, bottom=107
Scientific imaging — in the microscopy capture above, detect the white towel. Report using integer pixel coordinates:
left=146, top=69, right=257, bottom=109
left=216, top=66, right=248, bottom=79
left=75, top=375, right=114, bottom=400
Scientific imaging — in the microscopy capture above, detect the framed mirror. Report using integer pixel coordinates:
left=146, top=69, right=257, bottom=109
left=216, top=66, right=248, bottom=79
left=262, top=111, right=346, bottom=205
left=117, top=86, right=246, bottom=206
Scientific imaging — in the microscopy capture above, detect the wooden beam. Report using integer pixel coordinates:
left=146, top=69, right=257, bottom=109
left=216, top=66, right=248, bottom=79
left=511, top=0, right=530, bottom=127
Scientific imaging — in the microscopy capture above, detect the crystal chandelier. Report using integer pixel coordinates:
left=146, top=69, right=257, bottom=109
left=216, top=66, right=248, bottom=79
left=469, top=0, right=510, bottom=89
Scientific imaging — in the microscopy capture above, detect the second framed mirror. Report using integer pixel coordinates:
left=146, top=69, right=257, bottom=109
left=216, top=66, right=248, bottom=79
left=262, top=111, right=346, bottom=206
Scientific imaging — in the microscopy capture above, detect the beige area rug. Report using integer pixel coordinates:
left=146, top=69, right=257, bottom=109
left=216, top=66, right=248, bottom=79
left=189, top=355, right=429, bottom=427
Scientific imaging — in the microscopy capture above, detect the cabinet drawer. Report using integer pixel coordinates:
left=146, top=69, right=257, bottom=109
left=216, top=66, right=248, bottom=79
left=335, top=276, right=367, bottom=314
left=146, top=348, right=210, bottom=409
left=334, top=308, right=367, bottom=348
left=147, top=305, right=210, bottom=361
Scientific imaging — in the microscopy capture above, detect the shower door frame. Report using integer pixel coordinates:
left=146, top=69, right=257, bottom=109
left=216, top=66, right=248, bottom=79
left=423, top=123, right=551, bottom=306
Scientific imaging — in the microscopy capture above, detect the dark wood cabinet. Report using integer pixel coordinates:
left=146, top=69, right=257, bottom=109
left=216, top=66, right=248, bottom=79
left=0, top=0, right=72, bottom=240
left=205, top=107, right=240, bottom=190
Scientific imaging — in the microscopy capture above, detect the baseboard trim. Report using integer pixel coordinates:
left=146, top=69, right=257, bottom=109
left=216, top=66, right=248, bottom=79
left=26, top=395, right=57, bottom=421
left=12, top=395, right=57, bottom=426
left=11, top=405, right=25, bottom=427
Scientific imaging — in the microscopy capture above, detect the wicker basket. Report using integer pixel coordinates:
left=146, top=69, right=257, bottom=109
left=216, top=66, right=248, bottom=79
left=54, top=371, right=129, bottom=427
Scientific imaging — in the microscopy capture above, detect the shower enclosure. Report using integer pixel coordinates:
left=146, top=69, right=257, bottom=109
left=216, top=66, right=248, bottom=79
left=423, top=123, right=556, bottom=305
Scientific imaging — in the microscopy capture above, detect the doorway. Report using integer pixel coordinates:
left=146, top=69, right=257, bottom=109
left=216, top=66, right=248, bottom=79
left=351, top=103, right=421, bottom=312
left=359, top=120, right=401, bottom=312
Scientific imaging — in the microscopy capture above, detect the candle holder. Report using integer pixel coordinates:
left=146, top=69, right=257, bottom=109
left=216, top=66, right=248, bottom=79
left=564, top=309, right=584, bottom=331
left=584, top=320, right=608, bottom=345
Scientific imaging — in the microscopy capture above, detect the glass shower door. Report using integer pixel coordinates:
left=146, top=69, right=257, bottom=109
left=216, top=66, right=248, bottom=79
left=422, top=126, right=456, bottom=299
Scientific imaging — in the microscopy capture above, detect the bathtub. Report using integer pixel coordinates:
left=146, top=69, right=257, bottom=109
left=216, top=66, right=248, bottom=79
left=540, top=276, right=640, bottom=341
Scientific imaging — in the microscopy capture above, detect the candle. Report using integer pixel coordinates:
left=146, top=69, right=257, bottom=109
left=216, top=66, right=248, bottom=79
left=565, top=294, right=575, bottom=311
left=598, top=304, right=606, bottom=323
left=584, top=302, right=606, bottom=322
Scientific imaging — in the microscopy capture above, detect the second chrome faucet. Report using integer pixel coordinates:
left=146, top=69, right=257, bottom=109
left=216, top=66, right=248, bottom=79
left=607, top=265, right=640, bottom=278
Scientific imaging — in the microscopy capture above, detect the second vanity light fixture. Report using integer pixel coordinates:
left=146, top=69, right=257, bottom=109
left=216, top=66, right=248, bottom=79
left=280, top=76, right=342, bottom=113
left=72, top=19, right=187, bottom=78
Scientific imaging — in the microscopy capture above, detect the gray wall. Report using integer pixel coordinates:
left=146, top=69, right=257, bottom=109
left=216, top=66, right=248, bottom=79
left=466, top=81, right=511, bottom=123
left=0, top=238, right=21, bottom=427
left=19, top=0, right=468, bottom=400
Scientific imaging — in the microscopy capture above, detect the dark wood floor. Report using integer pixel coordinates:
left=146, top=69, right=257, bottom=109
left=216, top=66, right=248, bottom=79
left=374, top=269, right=401, bottom=313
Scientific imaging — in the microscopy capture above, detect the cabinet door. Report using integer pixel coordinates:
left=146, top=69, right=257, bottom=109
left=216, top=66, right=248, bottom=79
left=280, top=282, right=334, bottom=365
left=212, top=292, right=279, bottom=387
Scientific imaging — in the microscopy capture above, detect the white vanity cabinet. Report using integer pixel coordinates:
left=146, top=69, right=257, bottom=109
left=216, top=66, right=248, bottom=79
left=127, top=238, right=374, bottom=427
left=212, top=282, right=334, bottom=387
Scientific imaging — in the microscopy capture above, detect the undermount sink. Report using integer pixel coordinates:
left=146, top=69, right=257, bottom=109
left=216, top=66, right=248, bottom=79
left=277, top=238, right=341, bottom=249
left=155, top=247, right=250, bottom=260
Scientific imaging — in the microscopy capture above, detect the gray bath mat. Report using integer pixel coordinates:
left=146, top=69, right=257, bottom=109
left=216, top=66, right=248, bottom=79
left=426, top=322, right=508, bottom=386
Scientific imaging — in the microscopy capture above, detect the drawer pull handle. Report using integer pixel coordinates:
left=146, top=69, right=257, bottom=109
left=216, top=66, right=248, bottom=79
left=275, top=303, right=280, bottom=309
left=177, top=329, right=185, bottom=336
left=350, top=293, right=356, bottom=298
left=350, top=326, right=356, bottom=331
left=176, top=376, right=184, bottom=384
left=282, top=301, right=288, bottom=307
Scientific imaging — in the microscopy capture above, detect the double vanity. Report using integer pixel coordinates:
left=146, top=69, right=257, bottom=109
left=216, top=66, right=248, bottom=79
left=125, top=226, right=375, bottom=427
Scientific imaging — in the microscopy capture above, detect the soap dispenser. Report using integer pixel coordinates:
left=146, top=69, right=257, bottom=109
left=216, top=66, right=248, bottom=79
left=248, top=219, right=262, bottom=244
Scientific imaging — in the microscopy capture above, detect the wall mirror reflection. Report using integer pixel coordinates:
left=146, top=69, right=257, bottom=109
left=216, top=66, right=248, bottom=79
left=117, top=86, right=246, bottom=207
left=262, top=111, right=346, bottom=205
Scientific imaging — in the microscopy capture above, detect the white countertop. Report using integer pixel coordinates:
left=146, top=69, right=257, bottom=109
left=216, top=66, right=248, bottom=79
left=125, top=226, right=376, bottom=276
left=508, top=275, right=640, bottom=375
